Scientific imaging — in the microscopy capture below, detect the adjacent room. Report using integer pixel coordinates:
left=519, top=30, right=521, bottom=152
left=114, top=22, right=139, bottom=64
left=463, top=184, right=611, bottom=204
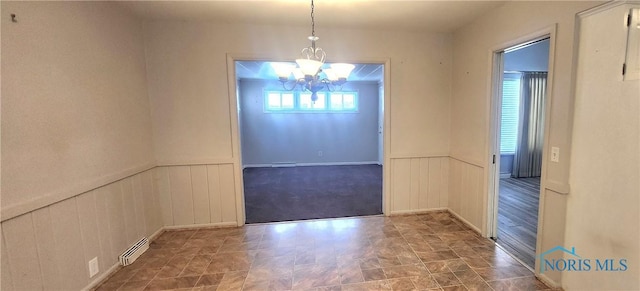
left=235, top=61, right=384, bottom=223
left=495, top=38, right=550, bottom=268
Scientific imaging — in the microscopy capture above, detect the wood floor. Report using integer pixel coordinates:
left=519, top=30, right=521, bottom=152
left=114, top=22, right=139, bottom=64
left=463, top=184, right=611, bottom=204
left=496, top=177, right=540, bottom=268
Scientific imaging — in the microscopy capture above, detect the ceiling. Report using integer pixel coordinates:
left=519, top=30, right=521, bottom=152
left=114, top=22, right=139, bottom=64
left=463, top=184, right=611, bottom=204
left=121, top=1, right=509, bottom=82
left=120, top=1, right=508, bottom=33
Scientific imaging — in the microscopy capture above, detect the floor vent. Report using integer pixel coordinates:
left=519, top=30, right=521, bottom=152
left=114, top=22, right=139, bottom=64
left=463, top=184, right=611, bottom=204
left=119, top=237, right=149, bottom=266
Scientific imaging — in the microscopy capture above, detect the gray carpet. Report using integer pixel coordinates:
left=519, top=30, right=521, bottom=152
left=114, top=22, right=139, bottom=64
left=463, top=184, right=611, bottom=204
left=243, top=165, right=383, bottom=224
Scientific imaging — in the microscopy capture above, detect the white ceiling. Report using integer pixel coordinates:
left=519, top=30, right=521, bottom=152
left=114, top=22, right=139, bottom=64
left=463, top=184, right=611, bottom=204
left=120, top=1, right=508, bottom=33
left=121, top=0, right=509, bottom=82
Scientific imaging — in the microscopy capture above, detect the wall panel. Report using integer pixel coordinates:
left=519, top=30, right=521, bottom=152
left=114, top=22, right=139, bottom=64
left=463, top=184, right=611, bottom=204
left=2, top=214, right=43, bottom=290
left=389, top=157, right=449, bottom=214
left=191, top=165, right=211, bottom=224
left=448, top=158, right=484, bottom=232
left=156, top=164, right=238, bottom=227
left=49, top=198, right=87, bottom=290
left=169, top=166, right=195, bottom=225
left=0, top=169, right=163, bottom=291
left=32, top=208, right=61, bottom=289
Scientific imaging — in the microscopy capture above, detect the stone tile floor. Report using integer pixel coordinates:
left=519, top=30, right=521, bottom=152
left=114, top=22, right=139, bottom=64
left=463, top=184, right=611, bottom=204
left=94, top=211, right=553, bottom=290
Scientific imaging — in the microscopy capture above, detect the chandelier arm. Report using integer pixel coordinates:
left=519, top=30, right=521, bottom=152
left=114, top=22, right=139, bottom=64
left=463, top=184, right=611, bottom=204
left=280, top=80, right=299, bottom=91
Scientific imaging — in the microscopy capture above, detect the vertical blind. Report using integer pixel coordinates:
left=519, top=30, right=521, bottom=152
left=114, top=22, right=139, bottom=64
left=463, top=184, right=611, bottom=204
left=500, top=73, right=521, bottom=154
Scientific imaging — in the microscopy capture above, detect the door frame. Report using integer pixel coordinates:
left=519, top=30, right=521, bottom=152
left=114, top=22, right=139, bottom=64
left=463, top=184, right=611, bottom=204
left=226, top=54, right=391, bottom=225
left=486, top=25, right=557, bottom=273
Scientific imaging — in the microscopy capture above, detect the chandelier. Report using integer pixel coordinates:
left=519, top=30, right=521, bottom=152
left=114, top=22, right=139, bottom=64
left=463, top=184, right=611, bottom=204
left=271, top=0, right=355, bottom=102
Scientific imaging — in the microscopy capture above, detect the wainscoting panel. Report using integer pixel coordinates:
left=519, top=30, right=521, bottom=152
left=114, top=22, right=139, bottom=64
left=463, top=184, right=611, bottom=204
left=0, top=169, right=162, bottom=291
left=156, top=164, right=238, bottom=227
left=448, top=158, right=485, bottom=231
left=390, top=156, right=449, bottom=213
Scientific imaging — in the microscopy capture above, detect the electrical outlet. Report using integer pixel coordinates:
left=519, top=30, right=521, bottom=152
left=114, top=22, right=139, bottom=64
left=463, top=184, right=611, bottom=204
left=551, top=147, right=560, bottom=162
left=89, top=257, right=99, bottom=278
left=318, top=151, right=323, bottom=157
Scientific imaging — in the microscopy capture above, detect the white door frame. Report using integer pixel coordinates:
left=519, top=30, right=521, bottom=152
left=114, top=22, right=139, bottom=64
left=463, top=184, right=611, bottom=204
left=486, top=25, right=557, bottom=273
left=226, top=54, right=392, bottom=225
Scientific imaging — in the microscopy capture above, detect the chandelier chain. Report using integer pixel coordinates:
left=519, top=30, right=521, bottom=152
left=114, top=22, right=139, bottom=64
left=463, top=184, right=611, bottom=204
left=310, top=0, right=315, bottom=37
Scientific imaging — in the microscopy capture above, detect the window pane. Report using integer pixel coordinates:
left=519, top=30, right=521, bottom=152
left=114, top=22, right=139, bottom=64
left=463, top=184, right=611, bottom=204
left=330, top=94, right=343, bottom=110
left=281, top=93, right=294, bottom=109
left=267, top=93, right=281, bottom=109
left=312, top=93, right=326, bottom=109
left=299, top=93, right=312, bottom=109
left=343, top=94, right=355, bottom=109
left=500, top=76, right=521, bottom=154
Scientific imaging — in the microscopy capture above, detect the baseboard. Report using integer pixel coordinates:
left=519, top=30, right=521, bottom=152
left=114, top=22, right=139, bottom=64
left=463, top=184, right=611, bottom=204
left=164, top=221, right=239, bottom=230
left=536, top=272, right=563, bottom=290
left=499, top=173, right=512, bottom=178
left=243, top=161, right=380, bottom=169
left=81, top=261, right=121, bottom=291
left=446, top=208, right=483, bottom=235
left=388, top=208, right=448, bottom=216
left=81, top=225, right=188, bottom=291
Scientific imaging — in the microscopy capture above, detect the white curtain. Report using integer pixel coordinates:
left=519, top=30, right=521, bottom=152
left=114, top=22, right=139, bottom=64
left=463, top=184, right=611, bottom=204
left=512, top=72, right=547, bottom=178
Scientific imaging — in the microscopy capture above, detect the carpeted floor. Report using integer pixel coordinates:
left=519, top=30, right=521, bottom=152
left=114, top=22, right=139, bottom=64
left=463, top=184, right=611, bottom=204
left=243, top=165, right=383, bottom=224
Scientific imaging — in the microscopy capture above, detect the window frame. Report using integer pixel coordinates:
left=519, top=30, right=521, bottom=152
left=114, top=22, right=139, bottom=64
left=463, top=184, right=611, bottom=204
left=263, top=90, right=359, bottom=113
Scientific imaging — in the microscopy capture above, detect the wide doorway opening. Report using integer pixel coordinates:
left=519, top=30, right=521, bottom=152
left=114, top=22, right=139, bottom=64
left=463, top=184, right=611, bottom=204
left=490, top=37, right=551, bottom=268
left=235, top=61, right=385, bottom=224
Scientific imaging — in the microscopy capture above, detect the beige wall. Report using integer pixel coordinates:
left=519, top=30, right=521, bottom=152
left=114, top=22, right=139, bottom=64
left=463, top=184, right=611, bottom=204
left=450, top=0, right=603, bottom=285
left=564, top=3, right=639, bottom=289
left=144, top=22, right=452, bottom=162
left=1, top=2, right=163, bottom=290
left=143, top=21, right=454, bottom=215
left=1, top=1, right=155, bottom=219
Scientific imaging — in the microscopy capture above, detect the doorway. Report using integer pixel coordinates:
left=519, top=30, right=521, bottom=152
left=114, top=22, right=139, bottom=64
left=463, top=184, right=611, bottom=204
left=233, top=60, right=385, bottom=224
left=489, top=37, right=551, bottom=269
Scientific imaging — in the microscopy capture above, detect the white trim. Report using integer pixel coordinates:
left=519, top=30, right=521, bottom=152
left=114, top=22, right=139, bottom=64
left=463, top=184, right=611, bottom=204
left=243, top=161, right=380, bottom=169
left=499, top=173, right=512, bottom=179
left=447, top=208, right=483, bottom=234
left=577, top=0, right=634, bottom=18
left=1, top=162, right=156, bottom=222
left=388, top=208, right=448, bottom=216
left=82, top=226, right=165, bottom=291
left=156, top=158, right=235, bottom=167
left=163, top=221, right=239, bottom=230
left=81, top=261, right=121, bottom=291
left=449, top=156, right=485, bottom=169
left=388, top=153, right=449, bottom=159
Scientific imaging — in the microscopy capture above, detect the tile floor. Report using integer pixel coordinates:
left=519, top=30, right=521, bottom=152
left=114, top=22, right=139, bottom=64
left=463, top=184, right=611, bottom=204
left=94, top=211, right=553, bottom=290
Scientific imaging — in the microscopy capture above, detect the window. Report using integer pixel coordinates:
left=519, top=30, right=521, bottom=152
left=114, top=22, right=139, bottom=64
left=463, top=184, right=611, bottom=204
left=329, top=93, right=357, bottom=111
left=265, top=92, right=295, bottom=110
left=299, top=93, right=326, bottom=110
left=264, top=90, right=358, bottom=113
left=500, top=74, right=521, bottom=154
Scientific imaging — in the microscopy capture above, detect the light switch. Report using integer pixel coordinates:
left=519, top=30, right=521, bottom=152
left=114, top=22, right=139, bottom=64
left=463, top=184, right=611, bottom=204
left=551, top=147, right=560, bottom=162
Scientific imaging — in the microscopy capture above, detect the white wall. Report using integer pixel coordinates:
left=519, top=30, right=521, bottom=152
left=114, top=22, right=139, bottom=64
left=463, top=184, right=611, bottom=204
left=239, top=79, right=379, bottom=166
left=564, top=3, right=639, bottom=289
left=0, top=2, right=162, bottom=290
left=450, top=0, right=603, bottom=285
